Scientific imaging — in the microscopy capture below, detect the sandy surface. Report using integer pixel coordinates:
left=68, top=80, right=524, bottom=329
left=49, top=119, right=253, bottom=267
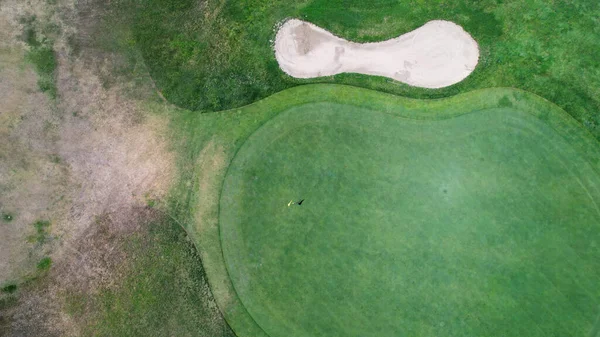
left=274, top=19, right=479, bottom=88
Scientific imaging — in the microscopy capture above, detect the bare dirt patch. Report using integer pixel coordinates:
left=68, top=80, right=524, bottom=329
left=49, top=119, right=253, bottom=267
left=275, top=19, right=480, bottom=88
left=1, top=0, right=176, bottom=335
left=0, top=1, right=67, bottom=287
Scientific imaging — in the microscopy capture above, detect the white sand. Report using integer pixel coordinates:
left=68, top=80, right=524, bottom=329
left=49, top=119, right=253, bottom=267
left=274, top=19, right=479, bottom=88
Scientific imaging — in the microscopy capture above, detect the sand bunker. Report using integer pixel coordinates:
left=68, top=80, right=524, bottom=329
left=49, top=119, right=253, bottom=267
left=274, top=19, right=479, bottom=88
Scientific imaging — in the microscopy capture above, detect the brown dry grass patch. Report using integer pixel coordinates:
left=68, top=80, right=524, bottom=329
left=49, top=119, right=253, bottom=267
left=0, top=0, right=183, bottom=335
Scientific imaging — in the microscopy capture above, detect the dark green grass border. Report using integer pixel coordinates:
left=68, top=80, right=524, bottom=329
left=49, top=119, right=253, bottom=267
left=177, top=85, right=600, bottom=337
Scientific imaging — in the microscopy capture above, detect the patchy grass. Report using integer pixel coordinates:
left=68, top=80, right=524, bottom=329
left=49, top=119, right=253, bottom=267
left=36, top=257, right=52, bottom=271
left=0, top=2, right=233, bottom=335
left=0, top=295, right=18, bottom=312
left=1, top=212, right=14, bottom=222
left=145, top=198, right=157, bottom=208
left=1, top=284, right=18, bottom=294
left=26, top=45, right=57, bottom=98
left=102, top=0, right=600, bottom=140
left=27, top=220, right=51, bottom=244
left=224, top=101, right=600, bottom=337
left=21, top=16, right=58, bottom=99
left=49, top=154, right=61, bottom=164
left=9, top=1, right=600, bottom=336
left=65, top=215, right=235, bottom=337
left=72, top=0, right=158, bottom=100
left=19, top=15, right=39, bottom=46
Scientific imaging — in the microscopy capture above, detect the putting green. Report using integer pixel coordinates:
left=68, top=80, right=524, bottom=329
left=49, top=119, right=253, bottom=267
left=206, top=86, right=600, bottom=337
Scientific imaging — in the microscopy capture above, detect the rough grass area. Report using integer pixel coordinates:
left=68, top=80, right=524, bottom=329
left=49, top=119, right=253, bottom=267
left=64, top=216, right=235, bottom=337
left=166, top=85, right=600, bottom=337
left=1, top=0, right=232, bottom=334
left=106, top=0, right=599, bottom=140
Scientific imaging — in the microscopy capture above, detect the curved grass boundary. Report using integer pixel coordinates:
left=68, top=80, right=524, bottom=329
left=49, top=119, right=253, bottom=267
left=184, top=84, right=600, bottom=337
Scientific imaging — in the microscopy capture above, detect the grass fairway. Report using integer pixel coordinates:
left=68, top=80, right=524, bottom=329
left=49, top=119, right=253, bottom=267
left=173, top=85, right=600, bottom=337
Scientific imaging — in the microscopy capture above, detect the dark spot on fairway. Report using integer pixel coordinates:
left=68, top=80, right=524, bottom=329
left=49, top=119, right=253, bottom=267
left=443, top=189, right=447, bottom=194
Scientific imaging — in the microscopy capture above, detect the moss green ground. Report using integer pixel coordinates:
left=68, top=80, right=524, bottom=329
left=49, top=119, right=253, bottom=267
left=106, top=0, right=600, bottom=141
left=165, top=85, right=600, bottom=337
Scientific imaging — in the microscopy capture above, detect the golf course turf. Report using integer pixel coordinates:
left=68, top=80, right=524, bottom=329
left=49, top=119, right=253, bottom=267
left=116, top=0, right=600, bottom=142
left=181, top=85, right=600, bottom=337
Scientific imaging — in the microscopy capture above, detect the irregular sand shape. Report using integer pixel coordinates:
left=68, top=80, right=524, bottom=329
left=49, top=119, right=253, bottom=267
left=274, top=19, right=480, bottom=88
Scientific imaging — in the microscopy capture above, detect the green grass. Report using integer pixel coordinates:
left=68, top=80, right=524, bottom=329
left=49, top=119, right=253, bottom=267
left=9, top=1, right=598, bottom=334
left=67, top=216, right=235, bottom=337
left=21, top=17, right=58, bottom=99
left=26, top=46, right=57, bottom=98
left=36, top=257, right=52, bottom=271
left=1, top=284, right=18, bottom=294
left=222, top=104, right=600, bottom=336
left=163, top=85, right=600, bottom=337
left=0, top=5, right=234, bottom=335
left=27, top=220, right=51, bottom=244
left=106, top=0, right=599, bottom=140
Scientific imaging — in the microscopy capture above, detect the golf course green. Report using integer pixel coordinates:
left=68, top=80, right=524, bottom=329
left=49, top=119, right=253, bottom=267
left=211, top=86, right=600, bottom=337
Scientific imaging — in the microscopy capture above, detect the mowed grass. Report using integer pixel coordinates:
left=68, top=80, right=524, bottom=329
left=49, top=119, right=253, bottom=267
left=220, top=103, right=600, bottom=336
left=167, top=85, right=600, bottom=337
left=106, top=0, right=599, bottom=140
